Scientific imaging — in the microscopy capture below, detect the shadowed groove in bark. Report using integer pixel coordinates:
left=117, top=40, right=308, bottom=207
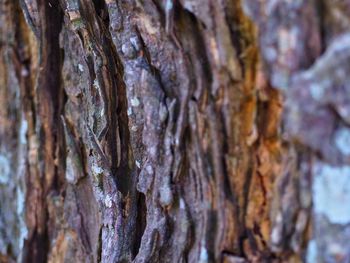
left=23, top=0, right=63, bottom=262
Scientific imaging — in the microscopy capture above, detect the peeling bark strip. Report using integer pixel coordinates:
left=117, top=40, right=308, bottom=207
left=0, top=0, right=349, bottom=263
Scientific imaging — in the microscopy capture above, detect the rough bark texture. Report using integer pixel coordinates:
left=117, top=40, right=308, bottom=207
left=0, top=0, right=349, bottom=262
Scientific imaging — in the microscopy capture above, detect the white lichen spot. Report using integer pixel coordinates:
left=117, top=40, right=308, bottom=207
left=306, top=240, right=317, bottom=263
left=271, top=225, right=282, bottom=245
left=16, top=187, right=25, bottom=216
left=16, top=187, right=28, bottom=253
left=313, top=163, right=350, bottom=224
left=276, top=212, right=282, bottom=223
left=0, top=155, right=10, bottom=184
left=93, top=79, right=100, bottom=89
left=199, top=246, right=208, bottom=263
left=149, top=146, right=157, bottom=158
left=130, top=97, right=140, bottom=107
left=127, top=107, right=132, bottom=116
left=159, top=185, right=172, bottom=206
left=337, top=105, right=350, bottom=123
left=130, top=36, right=140, bottom=50
left=146, top=165, right=153, bottom=174
left=131, top=126, right=138, bottom=131
left=135, top=160, right=141, bottom=168
left=16, top=187, right=25, bottom=215
left=100, top=107, right=105, bottom=118
left=263, top=46, right=277, bottom=61
left=335, top=128, right=350, bottom=155
left=78, top=63, right=84, bottom=72
left=21, top=68, right=29, bottom=77
left=310, top=83, right=324, bottom=101
left=104, top=195, right=112, bottom=208
left=179, top=198, right=185, bottom=209
left=92, top=163, right=104, bottom=174
left=165, top=0, right=173, bottom=11
left=271, top=212, right=283, bottom=245
left=20, top=119, right=28, bottom=145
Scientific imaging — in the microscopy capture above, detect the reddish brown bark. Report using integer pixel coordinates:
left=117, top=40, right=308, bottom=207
left=1, top=0, right=349, bottom=263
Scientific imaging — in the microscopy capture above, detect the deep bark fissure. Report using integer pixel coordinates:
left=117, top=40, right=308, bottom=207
left=23, top=0, right=63, bottom=261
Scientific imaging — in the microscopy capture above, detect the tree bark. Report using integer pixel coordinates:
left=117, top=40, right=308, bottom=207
left=0, top=0, right=349, bottom=262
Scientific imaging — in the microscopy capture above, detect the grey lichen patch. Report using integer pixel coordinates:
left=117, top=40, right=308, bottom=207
left=104, top=195, right=113, bottom=208
left=179, top=198, right=185, bottom=210
left=130, top=97, right=140, bottom=107
left=129, top=36, right=141, bottom=51
left=121, top=42, right=137, bottom=59
left=16, top=187, right=28, bottom=257
left=271, top=212, right=283, bottom=247
left=199, top=245, right=209, bottom=263
left=78, top=63, right=84, bottom=72
left=127, top=107, right=132, bottom=116
left=159, top=184, right=173, bottom=207
left=93, top=78, right=99, bottom=89
left=91, top=162, right=104, bottom=175
left=19, top=119, right=28, bottom=145
left=306, top=240, right=317, bottom=263
left=66, top=0, right=79, bottom=11
left=0, top=154, right=10, bottom=184
left=313, top=162, right=350, bottom=224
left=334, top=127, right=350, bottom=156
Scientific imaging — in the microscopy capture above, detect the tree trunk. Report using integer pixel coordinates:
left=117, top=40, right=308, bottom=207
left=0, top=0, right=349, bottom=262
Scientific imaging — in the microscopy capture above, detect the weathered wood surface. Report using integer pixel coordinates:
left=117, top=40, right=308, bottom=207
left=0, top=0, right=349, bottom=262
